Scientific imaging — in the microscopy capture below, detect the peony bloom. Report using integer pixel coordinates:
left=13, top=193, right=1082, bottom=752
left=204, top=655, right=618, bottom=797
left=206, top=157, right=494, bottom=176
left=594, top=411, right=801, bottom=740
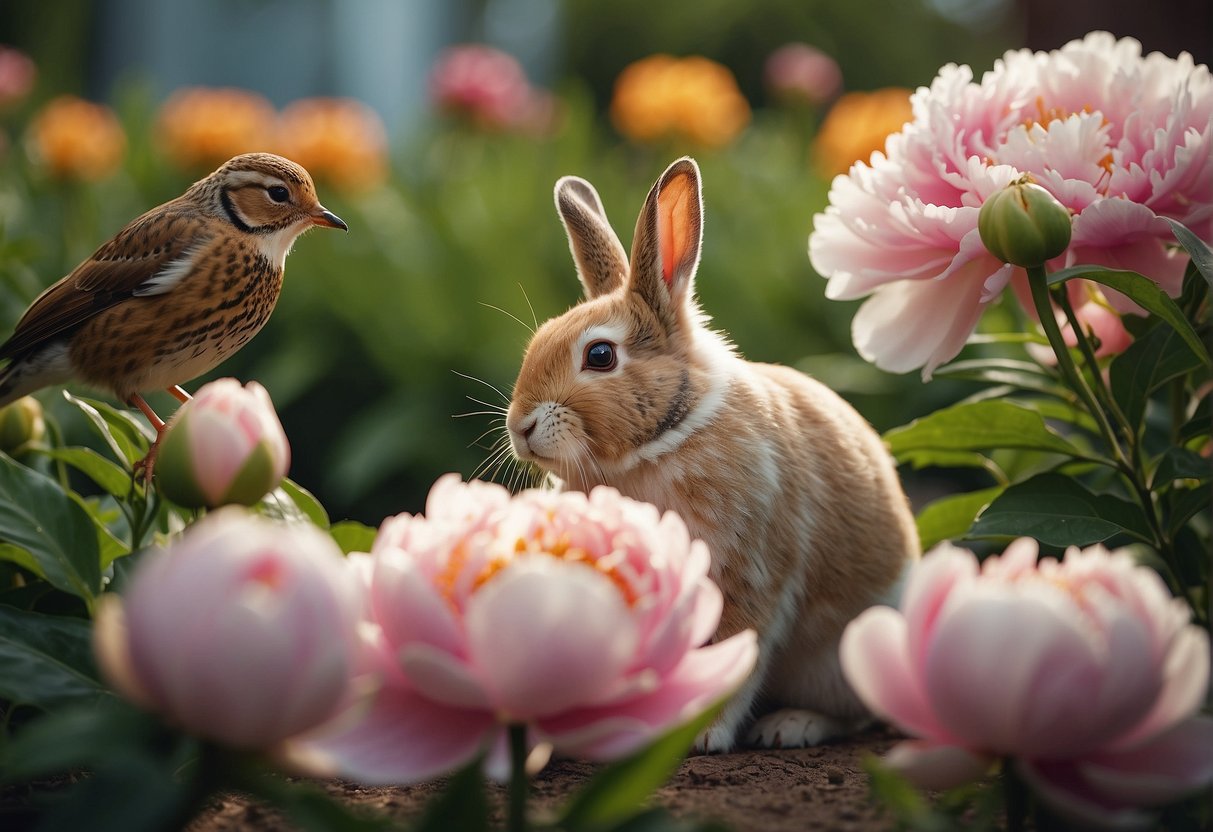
left=291, top=475, right=758, bottom=784
left=155, top=378, right=290, bottom=508
left=764, top=43, right=843, bottom=108
left=809, top=32, right=1212, bottom=377
left=840, top=539, right=1213, bottom=830
left=811, top=88, right=913, bottom=177
left=275, top=97, right=389, bottom=192
left=0, top=45, right=36, bottom=110
left=26, top=95, right=125, bottom=181
left=611, top=55, right=750, bottom=149
left=93, top=509, right=362, bottom=750
left=156, top=86, right=277, bottom=171
left=429, top=44, right=548, bottom=132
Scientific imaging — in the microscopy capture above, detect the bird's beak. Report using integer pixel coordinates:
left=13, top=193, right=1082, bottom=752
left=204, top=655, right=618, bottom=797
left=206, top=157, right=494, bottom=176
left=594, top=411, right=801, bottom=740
left=311, top=206, right=349, bottom=231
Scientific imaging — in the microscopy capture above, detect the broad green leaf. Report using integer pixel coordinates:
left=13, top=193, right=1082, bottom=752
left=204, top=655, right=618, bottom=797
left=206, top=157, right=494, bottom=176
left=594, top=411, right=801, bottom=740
left=934, top=359, right=1068, bottom=397
left=1152, top=447, right=1211, bottom=488
left=884, top=400, right=1091, bottom=463
left=34, top=750, right=191, bottom=832
left=35, top=446, right=134, bottom=499
left=915, top=487, right=1005, bottom=550
left=259, top=478, right=329, bottom=528
left=0, top=700, right=150, bottom=782
left=1046, top=266, right=1211, bottom=366
left=410, top=761, right=490, bottom=832
left=1173, top=526, right=1210, bottom=587
left=1109, top=323, right=1205, bottom=433
left=970, top=473, right=1152, bottom=546
left=1164, top=218, right=1213, bottom=288
left=331, top=520, right=377, bottom=554
left=0, top=453, right=102, bottom=604
left=559, top=703, right=721, bottom=831
left=0, top=605, right=107, bottom=709
left=1008, top=397, right=1099, bottom=435
left=279, top=477, right=329, bottom=528
left=62, top=392, right=152, bottom=467
left=1167, top=486, right=1212, bottom=536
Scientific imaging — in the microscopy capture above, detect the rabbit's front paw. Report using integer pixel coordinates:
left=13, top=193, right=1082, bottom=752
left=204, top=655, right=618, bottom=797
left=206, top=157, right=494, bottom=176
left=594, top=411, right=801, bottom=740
left=746, top=709, right=861, bottom=749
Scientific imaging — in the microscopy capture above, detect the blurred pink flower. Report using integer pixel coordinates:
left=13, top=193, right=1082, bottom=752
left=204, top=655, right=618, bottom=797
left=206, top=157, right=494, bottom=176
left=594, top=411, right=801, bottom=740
left=155, top=378, right=290, bottom=508
left=291, top=475, right=758, bottom=783
left=429, top=44, right=547, bottom=132
left=764, top=43, right=842, bottom=107
left=0, top=45, right=35, bottom=109
left=840, top=539, right=1213, bottom=830
left=94, top=509, right=362, bottom=750
left=809, top=32, right=1212, bottom=377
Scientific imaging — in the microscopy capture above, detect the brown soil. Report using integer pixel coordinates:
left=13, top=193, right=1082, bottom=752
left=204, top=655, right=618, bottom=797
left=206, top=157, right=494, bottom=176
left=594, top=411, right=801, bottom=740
left=190, top=729, right=901, bottom=832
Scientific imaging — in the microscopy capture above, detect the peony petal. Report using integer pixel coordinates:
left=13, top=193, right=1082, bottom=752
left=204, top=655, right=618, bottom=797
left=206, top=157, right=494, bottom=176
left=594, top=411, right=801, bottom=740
left=901, top=543, right=979, bottom=678
left=839, top=606, right=953, bottom=742
left=1080, top=716, right=1213, bottom=806
left=91, top=596, right=155, bottom=710
left=465, top=558, right=639, bottom=720
left=286, top=683, right=497, bottom=785
left=1016, top=759, right=1157, bottom=832
left=538, top=630, right=758, bottom=760
left=399, top=643, right=491, bottom=709
left=1110, top=624, right=1210, bottom=750
left=371, top=551, right=465, bottom=657
left=882, top=740, right=993, bottom=790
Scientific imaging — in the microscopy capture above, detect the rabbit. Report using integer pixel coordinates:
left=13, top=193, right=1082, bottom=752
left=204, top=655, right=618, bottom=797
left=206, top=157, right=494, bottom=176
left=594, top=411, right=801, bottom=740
left=506, top=157, right=920, bottom=752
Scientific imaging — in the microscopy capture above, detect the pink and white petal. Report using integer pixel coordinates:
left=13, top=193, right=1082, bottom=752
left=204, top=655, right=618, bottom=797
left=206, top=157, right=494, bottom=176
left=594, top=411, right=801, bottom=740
left=399, top=643, right=491, bottom=710
left=901, top=543, right=978, bottom=678
left=1016, top=759, right=1157, bottom=832
left=849, top=265, right=992, bottom=378
left=538, top=631, right=758, bottom=760
left=371, top=552, right=464, bottom=657
left=1109, top=625, right=1210, bottom=751
left=882, top=740, right=993, bottom=791
left=839, top=606, right=953, bottom=743
left=465, top=558, right=639, bottom=720
left=92, top=596, right=156, bottom=711
left=285, top=684, right=497, bottom=785
left=639, top=578, right=722, bottom=676
left=1081, top=716, right=1213, bottom=807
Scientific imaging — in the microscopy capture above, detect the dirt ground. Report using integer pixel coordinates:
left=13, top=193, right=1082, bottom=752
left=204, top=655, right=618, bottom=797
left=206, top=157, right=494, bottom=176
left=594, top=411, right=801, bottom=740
left=190, top=729, right=901, bottom=832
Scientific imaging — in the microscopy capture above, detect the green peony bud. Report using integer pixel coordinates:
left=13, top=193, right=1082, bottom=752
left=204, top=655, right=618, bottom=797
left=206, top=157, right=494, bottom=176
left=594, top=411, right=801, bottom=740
left=0, top=396, right=45, bottom=454
left=978, top=177, right=1073, bottom=268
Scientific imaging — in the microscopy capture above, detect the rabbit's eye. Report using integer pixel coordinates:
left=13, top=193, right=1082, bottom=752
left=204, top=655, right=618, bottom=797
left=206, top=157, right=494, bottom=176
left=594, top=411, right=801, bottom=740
left=583, top=340, right=617, bottom=371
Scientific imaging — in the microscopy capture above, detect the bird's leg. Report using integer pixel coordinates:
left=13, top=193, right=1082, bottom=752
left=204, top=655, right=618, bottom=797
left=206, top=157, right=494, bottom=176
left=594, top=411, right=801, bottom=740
left=167, top=385, right=192, bottom=403
left=129, top=393, right=168, bottom=482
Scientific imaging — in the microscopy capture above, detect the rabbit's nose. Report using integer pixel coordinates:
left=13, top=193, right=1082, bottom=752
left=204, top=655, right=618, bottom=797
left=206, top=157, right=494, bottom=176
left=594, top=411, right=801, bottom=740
left=521, top=418, right=537, bottom=439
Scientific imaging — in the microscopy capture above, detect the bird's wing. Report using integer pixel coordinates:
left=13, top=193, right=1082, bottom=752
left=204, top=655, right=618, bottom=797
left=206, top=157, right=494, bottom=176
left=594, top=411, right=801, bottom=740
left=0, top=205, right=211, bottom=360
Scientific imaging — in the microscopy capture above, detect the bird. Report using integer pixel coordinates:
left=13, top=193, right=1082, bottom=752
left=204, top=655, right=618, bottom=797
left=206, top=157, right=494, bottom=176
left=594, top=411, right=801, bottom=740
left=0, top=152, right=348, bottom=478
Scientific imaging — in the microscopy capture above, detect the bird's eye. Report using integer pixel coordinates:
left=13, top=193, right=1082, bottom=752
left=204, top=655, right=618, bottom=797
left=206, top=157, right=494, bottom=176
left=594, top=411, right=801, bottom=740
left=267, top=185, right=290, bottom=203
left=583, top=340, right=617, bottom=371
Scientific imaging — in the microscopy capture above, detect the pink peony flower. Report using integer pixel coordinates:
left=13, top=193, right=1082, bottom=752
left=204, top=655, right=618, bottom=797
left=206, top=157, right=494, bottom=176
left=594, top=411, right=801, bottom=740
left=840, top=539, right=1213, bottom=829
left=429, top=44, right=543, bottom=131
left=93, top=509, right=362, bottom=750
left=809, top=32, right=1212, bottom=377
left=764, top=43, right=843, bottom=107
left=155, top=378, right=290, bottom=508
left=290, top=475, right=758, bottom=783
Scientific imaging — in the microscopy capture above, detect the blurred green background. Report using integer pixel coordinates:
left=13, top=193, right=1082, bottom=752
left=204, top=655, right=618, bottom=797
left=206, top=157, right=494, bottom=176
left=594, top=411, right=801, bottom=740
left=0, top=0, right=1206, bottom=524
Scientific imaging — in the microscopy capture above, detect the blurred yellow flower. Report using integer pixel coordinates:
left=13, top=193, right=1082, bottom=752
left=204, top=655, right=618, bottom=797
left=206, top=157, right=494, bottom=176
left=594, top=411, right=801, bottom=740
left=812, top=88, right=913, bottom=177
left=27, top=95, right=126, bottom=181
left=611, top=55, right=750, bottom=149
left=275, top=97, right=388, bottom=193
left=157, top=86, right=277, bottom=171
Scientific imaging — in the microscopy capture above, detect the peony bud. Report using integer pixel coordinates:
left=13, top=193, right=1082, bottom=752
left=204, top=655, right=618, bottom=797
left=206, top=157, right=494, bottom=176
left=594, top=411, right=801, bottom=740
left=978, top=177, right=1072, bottom=268
left=0, top=396, right=45, bottom=454
left=155, top=378, right=290, bottom=508
left=93, top=508, right=362, bottom=749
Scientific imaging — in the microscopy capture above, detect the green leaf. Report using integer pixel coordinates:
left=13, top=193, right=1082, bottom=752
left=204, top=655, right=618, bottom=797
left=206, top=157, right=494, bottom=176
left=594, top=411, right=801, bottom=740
left=0, top=700, right=150, bottom=782
left=0, top=453, right=102, bottom=604
left=1164, top=218, right=1213, bottom=288
left=884, top=400, right=1091, bottom=464
left=410, top=761, right=490, bottom=832
left=1046, top=266, right=1211, bottom=367
left=33, top=750, right=191, bottom=832
left=933, top=359, right=1067, bottom=397
left=34, top=446, right=134, bottom=498
left=970, top=473, right=1152, bottom=546
left=259, top=478, right=330, bottom=528
left=1167, top=485, right=1212, bottom=536
left=0, top=605, right=107, bottom=710
left=1153, top=447, right=1211, bottom=488
left=331, top=520, right=378, bottom=554
left=559, top=703, right=721, bottom=831
left=1008, top=397, right=1099, bottom=435
left=62, top=392, right=152, bottom=467
left=915, top=487, right=1006, bottom=550
left=1109, top=323, right=1205, bottom=433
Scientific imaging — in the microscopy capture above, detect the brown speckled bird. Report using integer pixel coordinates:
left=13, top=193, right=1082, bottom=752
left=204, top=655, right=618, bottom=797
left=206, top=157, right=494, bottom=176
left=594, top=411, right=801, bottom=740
left=0, top=152, right=347, bottom=475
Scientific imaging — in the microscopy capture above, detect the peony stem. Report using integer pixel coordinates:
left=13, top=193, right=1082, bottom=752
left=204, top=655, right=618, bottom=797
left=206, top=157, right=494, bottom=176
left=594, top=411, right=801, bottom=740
left=507, top=723, right=530, bottom=832
left=1003, top=760, right=1029, bottom=832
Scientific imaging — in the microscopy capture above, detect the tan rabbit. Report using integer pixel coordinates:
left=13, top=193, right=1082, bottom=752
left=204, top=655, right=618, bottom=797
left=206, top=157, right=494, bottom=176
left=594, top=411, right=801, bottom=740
left=506, top=157, right=920, bottom=752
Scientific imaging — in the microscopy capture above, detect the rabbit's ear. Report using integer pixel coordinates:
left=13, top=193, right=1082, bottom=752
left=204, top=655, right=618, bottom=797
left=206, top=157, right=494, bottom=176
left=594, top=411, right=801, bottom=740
left=628, top=157, right=703, bottom=329
left=555, top=176, right=629, bottom=299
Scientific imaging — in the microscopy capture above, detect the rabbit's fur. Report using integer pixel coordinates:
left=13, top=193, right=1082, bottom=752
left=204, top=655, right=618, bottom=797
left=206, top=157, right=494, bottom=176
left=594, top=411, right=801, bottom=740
left=507, top=158, right=919, bottom=751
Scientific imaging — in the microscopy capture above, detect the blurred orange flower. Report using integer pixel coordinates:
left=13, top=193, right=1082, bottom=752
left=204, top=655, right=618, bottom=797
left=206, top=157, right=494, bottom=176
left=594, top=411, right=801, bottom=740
left=812, top=88, right=913, bottom=177
left=27, top=95, right=125, bottom=181
left=157, top=86, right=277, bottom=170
left=275, top=97, right=388, bottom=192
left=611, top=55, right=750, bottom=149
